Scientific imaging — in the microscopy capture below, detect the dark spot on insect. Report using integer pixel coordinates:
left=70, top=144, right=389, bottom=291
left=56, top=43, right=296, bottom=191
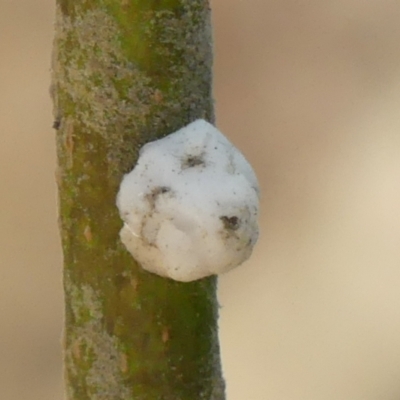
left=220, top=216, right=240, bottom=231
left=146, top=186, right=172, bottom=209
left=182, top=154, right=205, bottom=169
left=158, top=186, right=170, bottom=194
left=149, top=186, right=171, bottom=199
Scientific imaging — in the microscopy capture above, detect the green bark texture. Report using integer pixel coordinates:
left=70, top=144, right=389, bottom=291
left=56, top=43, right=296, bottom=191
left=51, top=1, right=225, bottom=399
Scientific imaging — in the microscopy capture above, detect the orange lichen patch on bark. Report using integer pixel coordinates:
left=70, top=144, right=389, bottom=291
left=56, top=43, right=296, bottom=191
left=64, top=118, right=74, bottom=169
left=72, top=338, right=82, bottom=360
left=153, top=89, right=163, bottom=103
left=130, top=276, right=139, bottom=291
left=161, top=326, right=170, bottom=343
left=119, top=353, right=129, bottom=374
left=84, top=225, right=93, bottom=242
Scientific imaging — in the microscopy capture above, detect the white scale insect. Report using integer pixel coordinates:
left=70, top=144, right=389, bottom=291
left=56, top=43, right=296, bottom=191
left=116, top=119, right=260, bottom=282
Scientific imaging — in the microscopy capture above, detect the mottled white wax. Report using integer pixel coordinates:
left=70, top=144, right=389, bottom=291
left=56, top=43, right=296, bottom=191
left=116, top=119, right=260, bottom=282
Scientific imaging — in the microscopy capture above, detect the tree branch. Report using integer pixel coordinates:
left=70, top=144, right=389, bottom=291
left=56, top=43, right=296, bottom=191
left=52, top=1, right=225, bottom=398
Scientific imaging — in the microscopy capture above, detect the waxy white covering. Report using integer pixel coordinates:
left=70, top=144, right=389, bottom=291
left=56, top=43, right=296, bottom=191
left=116, top=119, right=259, bottom=282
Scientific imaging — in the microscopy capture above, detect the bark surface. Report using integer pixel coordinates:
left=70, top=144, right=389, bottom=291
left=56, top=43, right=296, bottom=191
left=52, top=1, right=225, bottom=398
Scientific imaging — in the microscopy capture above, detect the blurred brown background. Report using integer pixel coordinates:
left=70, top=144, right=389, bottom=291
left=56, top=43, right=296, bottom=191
left=2, top=1, right=400, bottom=399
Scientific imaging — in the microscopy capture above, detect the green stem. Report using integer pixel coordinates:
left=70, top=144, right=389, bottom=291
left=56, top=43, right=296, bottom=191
left=52, top=1, right=225, bottom=398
